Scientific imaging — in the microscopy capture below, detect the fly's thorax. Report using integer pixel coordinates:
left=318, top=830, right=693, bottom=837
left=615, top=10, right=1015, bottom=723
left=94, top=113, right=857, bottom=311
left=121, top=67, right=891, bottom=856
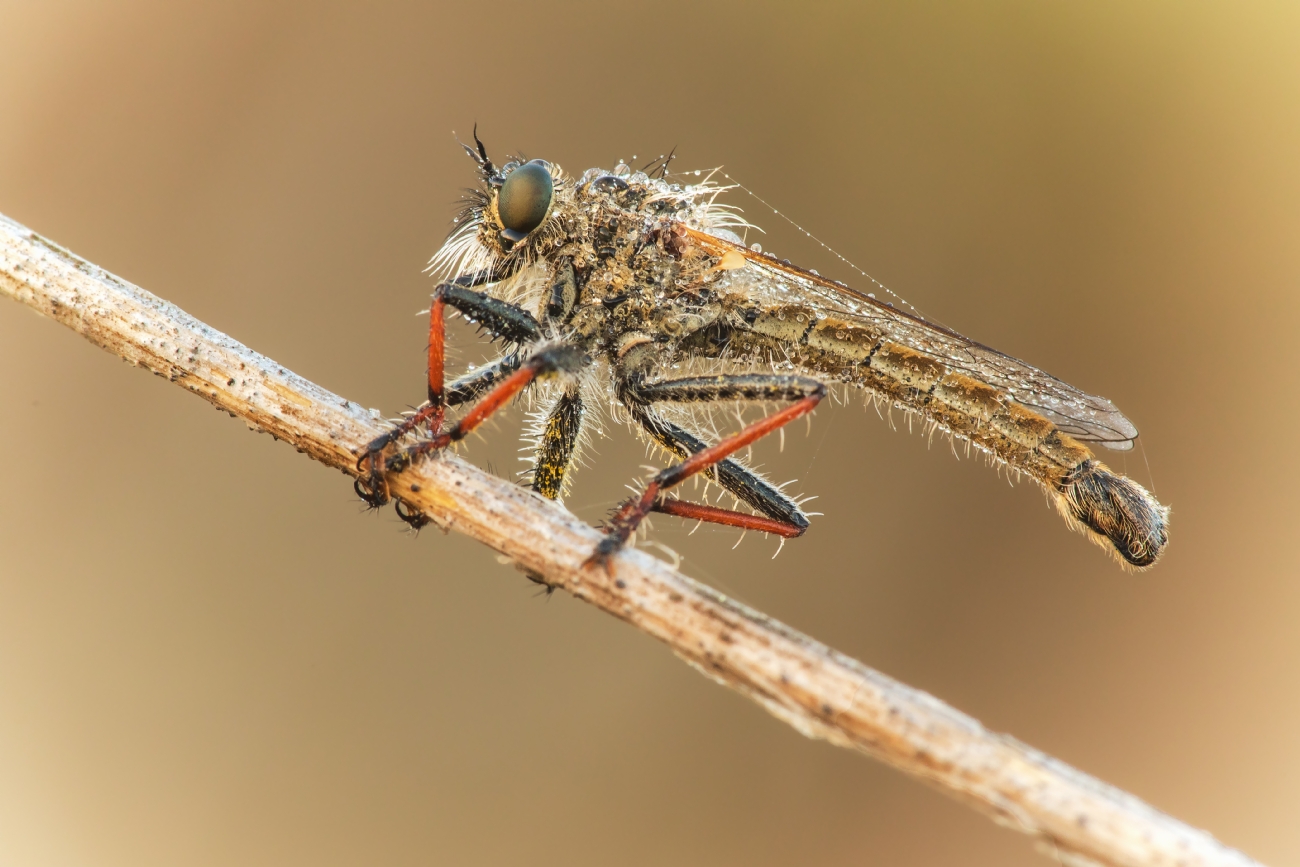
left=569, top=173, right=735, bottom=288
left=571, top=175, right=664, bottom=259
left=567, top=221, right=679, bottom=306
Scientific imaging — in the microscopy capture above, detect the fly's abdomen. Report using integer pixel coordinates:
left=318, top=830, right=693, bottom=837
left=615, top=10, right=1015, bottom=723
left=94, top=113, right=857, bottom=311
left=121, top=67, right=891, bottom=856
left=730, top=302, right=1170, bottom=567
left=1056, top=461, right=1169, bottom=568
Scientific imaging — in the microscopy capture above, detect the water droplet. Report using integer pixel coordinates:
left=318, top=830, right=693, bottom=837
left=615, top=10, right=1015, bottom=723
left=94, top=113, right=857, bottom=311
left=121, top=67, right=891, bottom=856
left=750, top=243, right=762, bottom=253
left=694, top=170, right=702, bottom=176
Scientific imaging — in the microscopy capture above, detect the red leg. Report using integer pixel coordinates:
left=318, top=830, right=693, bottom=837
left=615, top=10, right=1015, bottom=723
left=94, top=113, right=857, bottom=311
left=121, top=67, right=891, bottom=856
left=589, top=392, right=822, bottom=567
left=383, top=345, right=587, bottom=471
left=426, top=291, right=446, bottom=434
left=397, top=361, right=544, bottom=460
left=651, top=498, right=805, bottom=538
left=355, top=280, right=552, bottom=510
left=356, top=290, right=450, bottom=505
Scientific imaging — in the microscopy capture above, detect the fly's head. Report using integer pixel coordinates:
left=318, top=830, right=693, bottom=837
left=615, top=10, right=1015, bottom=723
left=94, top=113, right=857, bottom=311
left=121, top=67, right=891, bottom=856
left=480, top=156, right=572, bottom=258
left=427, top=132, right=576, bottom=285
left=428, top=137, right=758, bottom=315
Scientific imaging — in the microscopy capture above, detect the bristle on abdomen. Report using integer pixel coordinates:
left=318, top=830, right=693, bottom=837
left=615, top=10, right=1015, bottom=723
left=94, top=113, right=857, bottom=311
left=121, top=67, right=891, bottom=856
left=1056, top=460, right=1169, bottom=568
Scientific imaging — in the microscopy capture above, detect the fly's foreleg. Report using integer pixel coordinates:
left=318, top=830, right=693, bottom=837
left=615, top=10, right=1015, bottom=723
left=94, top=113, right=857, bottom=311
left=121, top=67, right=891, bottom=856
left=386, top=344, right=586, bottom=468
left=370, top=355, right=524, bottom=527
left=355, top=279, right=541, bottom=508
left=590, top=374, right=825, bottom=568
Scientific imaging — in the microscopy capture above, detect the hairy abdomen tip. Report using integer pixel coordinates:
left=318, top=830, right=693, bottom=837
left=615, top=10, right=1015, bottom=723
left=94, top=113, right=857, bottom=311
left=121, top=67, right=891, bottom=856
left=1059, top=461, right=1170, bottom=569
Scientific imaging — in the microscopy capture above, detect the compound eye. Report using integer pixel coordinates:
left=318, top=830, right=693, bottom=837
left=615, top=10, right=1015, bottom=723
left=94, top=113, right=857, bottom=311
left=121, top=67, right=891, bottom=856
left=497, top=160, right=553, bottom=241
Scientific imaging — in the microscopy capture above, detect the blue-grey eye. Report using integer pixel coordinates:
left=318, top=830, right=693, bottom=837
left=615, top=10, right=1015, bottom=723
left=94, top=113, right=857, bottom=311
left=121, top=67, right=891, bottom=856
left=497, top=160, right=553, bottom=241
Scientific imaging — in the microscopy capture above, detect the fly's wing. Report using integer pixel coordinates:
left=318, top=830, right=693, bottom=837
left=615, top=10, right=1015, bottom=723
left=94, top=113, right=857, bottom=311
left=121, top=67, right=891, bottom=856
left=687, top=228, right=1138, bottom=450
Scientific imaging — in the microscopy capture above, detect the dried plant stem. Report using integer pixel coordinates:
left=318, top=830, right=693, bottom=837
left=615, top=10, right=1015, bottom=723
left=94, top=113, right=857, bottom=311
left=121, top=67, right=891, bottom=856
left=0, top=213, right=1261, bottom=867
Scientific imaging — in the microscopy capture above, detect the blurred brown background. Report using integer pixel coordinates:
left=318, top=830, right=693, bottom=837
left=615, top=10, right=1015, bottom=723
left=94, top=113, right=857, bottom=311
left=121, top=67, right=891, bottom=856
left=1, top=2, right=1297, bottom=865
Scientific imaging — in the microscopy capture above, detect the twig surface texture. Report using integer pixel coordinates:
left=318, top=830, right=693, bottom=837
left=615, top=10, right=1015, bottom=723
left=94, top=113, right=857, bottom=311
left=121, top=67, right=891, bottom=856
left=0, top=213, right=1261, bottom=867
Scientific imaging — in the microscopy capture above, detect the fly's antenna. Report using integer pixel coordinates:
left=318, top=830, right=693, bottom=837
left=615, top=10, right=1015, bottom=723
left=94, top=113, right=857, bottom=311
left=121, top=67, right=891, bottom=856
left=716, top=171, right=925, bottom=320
left=472, top=124, right=494, bottom=176
left=456, top=123, right=497, bottom=180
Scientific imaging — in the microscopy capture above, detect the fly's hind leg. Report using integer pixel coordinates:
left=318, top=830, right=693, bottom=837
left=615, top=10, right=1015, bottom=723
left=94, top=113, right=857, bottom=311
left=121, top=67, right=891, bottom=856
left=590, top=373, right=825, bottom=568
left=639, top=414, right=810, bottom=535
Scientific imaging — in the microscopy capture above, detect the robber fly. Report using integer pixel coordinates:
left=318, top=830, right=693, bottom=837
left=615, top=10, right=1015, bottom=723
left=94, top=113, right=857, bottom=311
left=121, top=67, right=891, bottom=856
left=355, top=132, right=1170, bottom=569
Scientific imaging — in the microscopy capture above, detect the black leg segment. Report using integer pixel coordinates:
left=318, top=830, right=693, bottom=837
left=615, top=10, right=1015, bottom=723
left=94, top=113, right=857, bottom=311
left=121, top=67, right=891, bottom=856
left=619, top=372, right=824, bottom=528
left=588, top=373, right=825, bottom=568
left=441, top=284, right=541, bottom=346
left=632, top=409, right=807, bottom=529
left=355, top=281, right=545, bottom=509
left=446, top=355, right=523, bottom=407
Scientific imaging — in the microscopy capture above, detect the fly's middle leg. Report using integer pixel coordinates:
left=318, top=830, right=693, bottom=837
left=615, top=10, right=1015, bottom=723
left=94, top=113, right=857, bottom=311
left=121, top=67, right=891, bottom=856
left=528, top=387, right=585, bottom=500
